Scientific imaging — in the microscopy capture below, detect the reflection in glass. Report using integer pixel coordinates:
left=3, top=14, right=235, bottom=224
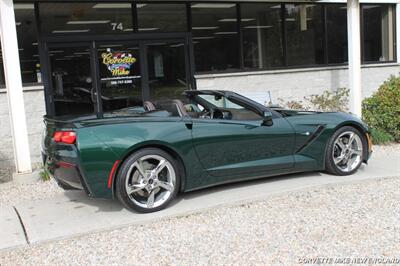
left=138, top=4, right=187, bottom=32
left=147, top=42, right=187, bottom=101
left=49, top=46, right=94, bottom=116
left=241, top=3, right=284, bottom=69
left=15, top=3, right=40, bottom=84
left=285, top=4, right=324, bottom=66
left=98, top=44, right=142, bottom=112
left=39, top=3, right=133, bottom=35
left=362, top=4, right=396, bottom=62
left=326, top=4, right=348, bottom=64
left=191, top=3, right=240, bottom=72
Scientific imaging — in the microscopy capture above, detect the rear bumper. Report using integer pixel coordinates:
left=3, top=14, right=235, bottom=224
left=43, top=151, right=88, bottom=192
left=53, top=160, right=84, bottom=190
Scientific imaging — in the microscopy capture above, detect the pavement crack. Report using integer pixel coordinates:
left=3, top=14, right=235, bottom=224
left=13, top=206, right=30, bottom=245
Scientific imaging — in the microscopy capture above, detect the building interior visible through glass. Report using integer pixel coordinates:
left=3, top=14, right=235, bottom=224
left=0, top=2, right=397, bottom=117
left=50, top=46, right=94, bottom=116
left=146, top=42, right=187, bottom=101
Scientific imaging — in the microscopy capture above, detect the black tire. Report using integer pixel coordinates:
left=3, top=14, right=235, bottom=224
left=325, top=126, right=367, bottom=176
left=115, top=148, right=181, bottom=213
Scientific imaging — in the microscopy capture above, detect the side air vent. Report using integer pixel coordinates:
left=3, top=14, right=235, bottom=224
left=295, top=125, right=326, bottom=153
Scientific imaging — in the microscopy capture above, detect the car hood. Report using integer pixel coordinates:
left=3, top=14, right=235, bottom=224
left=271, top=107, right=324, bottom=117
left=279, top=109, right=369, bottom=133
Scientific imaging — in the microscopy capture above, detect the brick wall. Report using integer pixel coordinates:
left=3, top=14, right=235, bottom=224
left=195, top=64, right=400, bottom=106
left=0, top=88, right=45, bottom=171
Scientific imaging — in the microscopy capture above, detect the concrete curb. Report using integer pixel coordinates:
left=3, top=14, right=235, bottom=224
left=0, top=206, right=27, bottom=250
left=12, top=170, right=42, bottom=184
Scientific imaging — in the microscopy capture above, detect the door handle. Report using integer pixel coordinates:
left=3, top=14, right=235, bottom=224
left=91, top=88, right=97, bottom=103
left=245, top=124, right=258, bottom=129
left=184, top=120, right=193, bottom=130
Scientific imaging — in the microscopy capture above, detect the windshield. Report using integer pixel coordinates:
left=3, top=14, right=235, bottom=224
left=197, top=94, right=243, bottom=109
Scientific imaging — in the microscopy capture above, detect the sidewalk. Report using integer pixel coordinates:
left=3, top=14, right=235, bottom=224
left=1, top=148, right=399, bottom=251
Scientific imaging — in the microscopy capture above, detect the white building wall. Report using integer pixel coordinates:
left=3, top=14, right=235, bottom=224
left=0, top=88, right=45, bottom=176
left=23, top=89, right=46, bottom=165
left=0, top=92, right=13, bottom=170
left=196, top=64, right=400, bottom=106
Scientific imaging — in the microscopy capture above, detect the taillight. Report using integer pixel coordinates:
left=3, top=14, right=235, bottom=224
left=53, top=131, right=76, bottom=144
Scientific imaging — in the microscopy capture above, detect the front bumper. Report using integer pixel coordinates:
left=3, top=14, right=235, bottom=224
left=364, top=132, right=373, bottom=163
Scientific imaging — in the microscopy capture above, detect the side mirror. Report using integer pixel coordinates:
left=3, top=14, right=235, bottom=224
left=261, top=111, right=273, bottom=126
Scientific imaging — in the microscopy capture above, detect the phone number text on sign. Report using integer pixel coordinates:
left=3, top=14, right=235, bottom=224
left=111, top=79, right=133, bottom=85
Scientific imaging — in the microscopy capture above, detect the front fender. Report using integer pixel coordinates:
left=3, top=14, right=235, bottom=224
left=285, top=112, right=369, bottom=171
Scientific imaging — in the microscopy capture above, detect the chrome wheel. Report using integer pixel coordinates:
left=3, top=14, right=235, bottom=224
left=125, top=154, right=176, bottom=209
left=332, top=131, right=363, bottom=173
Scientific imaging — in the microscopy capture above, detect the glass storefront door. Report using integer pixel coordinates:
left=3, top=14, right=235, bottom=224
left=145, top=41, right=188, bottom=101
left=48, top=44, right=96, bottom=117
left=97, top=43, right=142, bottom=112
left=44, top=34, right=193, bottom=117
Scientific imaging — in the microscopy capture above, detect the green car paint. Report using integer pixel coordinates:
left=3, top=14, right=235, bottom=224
left=43, top=92, right=370, bottom=200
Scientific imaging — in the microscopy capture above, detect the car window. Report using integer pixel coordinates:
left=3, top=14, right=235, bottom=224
left=195, top=94, right=262, bottom=121
left=198, top=95, right=243, bottom=109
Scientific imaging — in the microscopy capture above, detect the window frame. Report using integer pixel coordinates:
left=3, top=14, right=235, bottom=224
left=360, top=3, right=398, bottom=64
left=190, top=2, right=242, bottom=72
left=1, top=1, right=398, bottom=87
left=194, top=2, right=398, bottom=75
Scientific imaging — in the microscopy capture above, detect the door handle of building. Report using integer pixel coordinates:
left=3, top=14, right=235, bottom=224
left=91, top=88, right=97, bottom=103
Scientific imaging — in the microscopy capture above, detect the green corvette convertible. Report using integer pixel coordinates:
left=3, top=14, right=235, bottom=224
left=42, top=90, right=372, bottom=212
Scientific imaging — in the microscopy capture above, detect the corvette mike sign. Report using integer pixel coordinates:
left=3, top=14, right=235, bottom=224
left=100, top=49, right=140, bottom=85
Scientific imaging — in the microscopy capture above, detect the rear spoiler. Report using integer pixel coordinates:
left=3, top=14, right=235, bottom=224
left=43, top=115, right=79, bottom=129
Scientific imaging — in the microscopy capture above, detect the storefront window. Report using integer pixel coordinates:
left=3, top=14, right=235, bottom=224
left=362, top=4, right=396, bottom=62
left=49, top=45, right=95, bottom=116
left=137, top=4, right=187, bottom=32
left=191, top=3, right=240, bottom=72
left=241, top=3, right=284, bottom=69
left=15, top=3, right=40, bottom=84
left=147, top=42, right=188, bottom=101
left=285, top=4, right=324, bottom=66
left=39, top=3, right=134, bottom=34
left=0, top=4, right=40, bottom=85
left=326, top=4, right=348, bottom=64
left=1, top=1, right=399, bottom=90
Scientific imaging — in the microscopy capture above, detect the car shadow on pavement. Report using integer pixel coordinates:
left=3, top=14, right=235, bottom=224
left=61, top=190, right=126, bottom=212
left=180, top=171, right=323, bottom=201
left=59, top=171, right=323, bottom=214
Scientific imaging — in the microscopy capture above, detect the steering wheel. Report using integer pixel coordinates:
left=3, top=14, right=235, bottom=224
left=200, top=108, right=226, bottom=119
left=212, top=109, right=224, bottom=119
left=200, top=108, right=215, bottom=119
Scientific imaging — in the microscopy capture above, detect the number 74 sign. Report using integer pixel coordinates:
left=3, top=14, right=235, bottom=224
left=110, top=23, right=124, bottom=31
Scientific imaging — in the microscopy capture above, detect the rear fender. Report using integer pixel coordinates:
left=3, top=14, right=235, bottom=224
left=77, top=121, right=203, bottom=198
left=110, top=141, right=188, bottom=199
